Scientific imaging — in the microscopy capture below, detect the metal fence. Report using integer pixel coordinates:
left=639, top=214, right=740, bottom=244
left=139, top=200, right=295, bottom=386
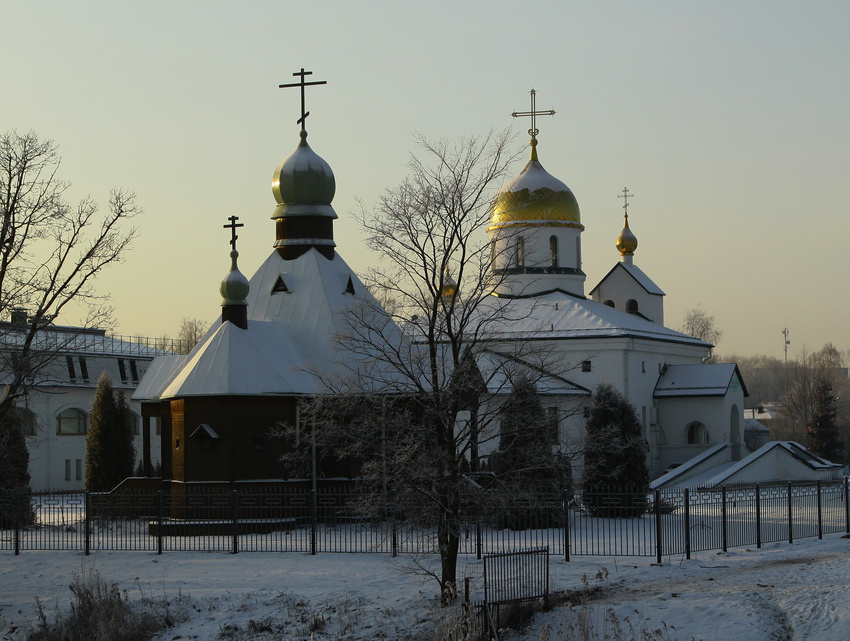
left=1, top=479, right=847, bottom=559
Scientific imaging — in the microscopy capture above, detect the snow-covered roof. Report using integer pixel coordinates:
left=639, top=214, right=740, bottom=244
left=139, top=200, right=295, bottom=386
left=654, top=363, right=748, bottom=397
left=477, top=291, right=709, bottom=347
left=589, top=262, right=665, bottom=297
left=473, top=351, right=589, bottom=397
left=133, top=354, right=188, bottom=401
left=137, top=248, right=405, bottom=400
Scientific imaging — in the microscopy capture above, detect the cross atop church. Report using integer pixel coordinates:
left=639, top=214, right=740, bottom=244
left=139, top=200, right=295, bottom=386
left=512, top=89, right=555, bottom=138
left=618, top=187, right=634, bottom=216
left=279, top=68, right=328, bottom=132
left=223, top=215, right=244, bottom=250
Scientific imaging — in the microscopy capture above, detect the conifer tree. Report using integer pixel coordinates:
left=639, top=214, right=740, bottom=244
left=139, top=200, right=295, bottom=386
left=582, top=382, right=649, bottom=517
left=0, top=407, right=33, bottom=526
left=806, top=377, right=843, bottom=462
left=86, top=373, right=136, bottom=491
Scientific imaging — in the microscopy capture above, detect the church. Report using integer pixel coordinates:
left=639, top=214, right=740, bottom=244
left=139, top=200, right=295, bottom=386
left=135, top=76, right=840, bottom=491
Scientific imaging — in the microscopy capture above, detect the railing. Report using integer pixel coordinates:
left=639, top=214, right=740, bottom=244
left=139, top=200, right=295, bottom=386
left=1, top=479, right=847, bottom=558
left=0, top=328, right=187, bottom=356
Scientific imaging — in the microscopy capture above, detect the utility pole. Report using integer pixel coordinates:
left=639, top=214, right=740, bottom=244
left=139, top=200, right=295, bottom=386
left=782, top=328, right=790, bottom=365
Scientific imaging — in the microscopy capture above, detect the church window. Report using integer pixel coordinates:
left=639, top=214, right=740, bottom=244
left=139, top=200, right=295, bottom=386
left=515, top=236, right=525, bottom=269
left=576, top=237, right=581, bottom=269
left=626, top=299, right=639, bottom=314
left=75, top=459, right=82, bottom=481
left=272, top=275, right=289, bottom=293
left=65, top=459, right=71, bottom=481
left=603, top=300, right=615, bottom=308
left=642, top=361, right=646, bottom=373
left=686, top=422, right=708, bottom=444
left=581, top=360, right=592, bottom=372
left=129, top=360, right=139, bottom=384
left=78, top=357, right=89, bottom=382
left=549, top=236, right=558, bottom=268
left=118, top=359, right=128, bottom=383
left=345, top=275, right=356, bottom=295
left=57, top=408, right=87, bottom=435
left=66, top=356, right=77, bottom=382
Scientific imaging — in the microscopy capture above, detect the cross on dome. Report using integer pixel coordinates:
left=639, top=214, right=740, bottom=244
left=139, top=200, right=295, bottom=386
left=511, top=89, right=555, bottom=139
left=279, top=68, right=328, bottom=132
left=223, top=215, right=244, bottom=251
left=618, top=187, right=634, bottom=217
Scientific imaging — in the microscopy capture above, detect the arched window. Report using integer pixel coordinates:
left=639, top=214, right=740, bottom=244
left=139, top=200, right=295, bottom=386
left=603, top=300, right=615, bottom=308
left=549, top=236, right=558, bottom=268
left=57, top=408, right=87, bottom=435
left=576, top=237, right=581, bottom=269
left=686, top=421, right=708, bottom=444
left=626, top=299, right=639, bottom=314
left=515, top=236, right=525, bottom=269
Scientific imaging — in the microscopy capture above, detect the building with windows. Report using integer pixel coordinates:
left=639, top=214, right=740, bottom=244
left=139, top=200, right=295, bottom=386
left=0, top=319, right=173, bottom=490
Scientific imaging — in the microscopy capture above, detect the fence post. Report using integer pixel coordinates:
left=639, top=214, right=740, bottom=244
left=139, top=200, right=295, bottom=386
left=310, top=489, right=317, bottom=556
left=755, top=484, right=762, bottom=549
left=721, top=486, right=727, bottom=553
left=787, top=482, right=793, bottom=544
left=563, top=491, right=570, bottom=563
left=845, top=476, right=849, bottom=534
left=84, top=491, right=91, bottom=556
left=475, top=500, right=482, bottom=561
left=391, top=517, right=397, bottom=558
left=13, top=494, right=20, bottom=556
left=231, top=490, right=239, bottom=555
left=654, top=490, right=662, bottom=564
left=817, top=481, right=823, bottom=540
left=683, top=488, right=690, bottom=560
left=156, top=491, right=163, bottom=555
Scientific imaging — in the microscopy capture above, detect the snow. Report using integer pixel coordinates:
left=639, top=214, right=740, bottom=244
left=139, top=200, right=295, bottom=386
left=2, top=534, right=849, bottom=640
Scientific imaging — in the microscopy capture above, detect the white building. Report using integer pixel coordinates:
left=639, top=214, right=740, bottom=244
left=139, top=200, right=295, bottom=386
left=0, top=318, right=169, bottom=490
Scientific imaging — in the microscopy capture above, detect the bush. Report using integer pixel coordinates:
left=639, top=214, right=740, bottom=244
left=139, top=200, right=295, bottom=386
left=28, top=569, right=184, bottom=641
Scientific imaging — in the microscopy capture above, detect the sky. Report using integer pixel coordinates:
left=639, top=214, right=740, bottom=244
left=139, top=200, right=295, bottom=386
left=2, top=1, right=848, bottom=359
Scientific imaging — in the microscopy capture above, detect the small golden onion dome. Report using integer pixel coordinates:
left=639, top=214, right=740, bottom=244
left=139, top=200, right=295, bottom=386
left=440, top=267, right=457, bottom=300
left=271, top=130, right=337, bottom=220
left=489, top=139, right=581, bottom=229
left=616, top=214, right=638, bottom=255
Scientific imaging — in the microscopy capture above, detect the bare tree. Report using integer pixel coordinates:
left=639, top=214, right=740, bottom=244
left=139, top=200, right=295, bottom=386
left=286, top=131, right=578, bottom=602
left=679, top=307, right=722, bottom=360
left=177, top=317, right=208, bottom=353
left=776, top=344, right=849, bottom=453
left=0, top=130, right=140, bottom=487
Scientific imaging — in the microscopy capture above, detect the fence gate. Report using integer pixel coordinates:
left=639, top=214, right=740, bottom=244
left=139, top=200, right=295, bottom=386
left=480, top=547, right=549, bottom=638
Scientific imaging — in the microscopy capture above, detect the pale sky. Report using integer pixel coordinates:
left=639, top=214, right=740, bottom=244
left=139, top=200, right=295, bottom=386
left=2, top=1, right=848, bottom=359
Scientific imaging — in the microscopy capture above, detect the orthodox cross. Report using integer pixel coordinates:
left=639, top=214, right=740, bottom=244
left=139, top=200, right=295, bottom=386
left=279, top=68, right=327, bottom=131
left=618, top=187, right=634, bottom=216
left=223, top=215, right=243, bottom=250
left=511, top=89, right=555, bottom=138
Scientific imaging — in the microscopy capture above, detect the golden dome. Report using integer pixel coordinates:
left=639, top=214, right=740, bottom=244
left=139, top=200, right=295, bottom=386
left=440, top=267, right=457, bottom=300
left=616, top=214, right=638, bottom=255
left=489, top=140, right=581, bottom=229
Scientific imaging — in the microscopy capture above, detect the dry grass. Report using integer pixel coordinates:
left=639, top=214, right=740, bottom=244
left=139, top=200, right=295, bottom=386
left=27, top=569, right=188, bottom=641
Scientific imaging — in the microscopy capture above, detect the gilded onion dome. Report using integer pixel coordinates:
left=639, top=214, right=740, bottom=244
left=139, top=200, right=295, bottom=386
left=489, top=139, right=581, bottom=229
left=271, top=130, right=337, bottom=220
left=440, top=267, right=457, bottom=301
left=616, top=213, right=638, bottom=256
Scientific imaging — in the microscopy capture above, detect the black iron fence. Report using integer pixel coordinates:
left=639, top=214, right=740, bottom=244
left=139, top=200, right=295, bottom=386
left=1, top=479, right=847, bottom=559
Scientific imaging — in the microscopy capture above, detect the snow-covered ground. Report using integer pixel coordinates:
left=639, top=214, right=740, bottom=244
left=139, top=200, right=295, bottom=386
left=0, top=534, right=848, bottom=640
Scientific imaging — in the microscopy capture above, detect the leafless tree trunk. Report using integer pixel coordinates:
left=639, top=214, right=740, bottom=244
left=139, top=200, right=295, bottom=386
left=284, top=131, right=581, bottom=603
left=0, top=129, right=140, bottom=425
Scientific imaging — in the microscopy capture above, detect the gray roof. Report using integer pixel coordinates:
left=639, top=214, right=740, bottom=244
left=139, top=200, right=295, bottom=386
left=654, top=363, right=748, bottom=397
